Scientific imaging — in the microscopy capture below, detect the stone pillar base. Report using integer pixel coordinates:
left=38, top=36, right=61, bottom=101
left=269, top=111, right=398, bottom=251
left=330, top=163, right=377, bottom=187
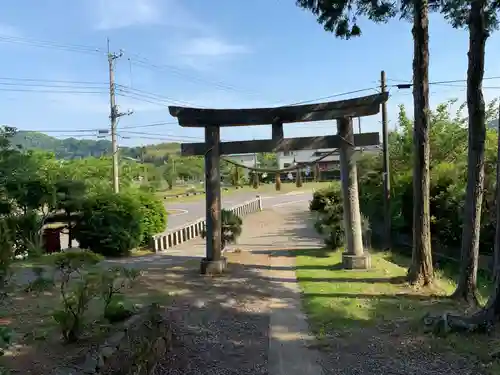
left=200, top=257, right=228, bottom=275
left=342, top=252, right=371, bottom=270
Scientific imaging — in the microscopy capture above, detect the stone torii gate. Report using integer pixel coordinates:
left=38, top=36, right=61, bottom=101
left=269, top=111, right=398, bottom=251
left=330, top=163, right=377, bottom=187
left=168, top=92, right=388, bottom=274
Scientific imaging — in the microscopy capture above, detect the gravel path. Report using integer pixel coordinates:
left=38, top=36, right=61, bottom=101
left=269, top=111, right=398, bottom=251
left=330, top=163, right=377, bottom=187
left=153, top=252, right=271, bottom=375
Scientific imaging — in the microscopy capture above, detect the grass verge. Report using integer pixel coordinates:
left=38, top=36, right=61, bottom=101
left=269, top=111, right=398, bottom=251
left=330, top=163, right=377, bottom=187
left=295, top=248, right=500, bottom=373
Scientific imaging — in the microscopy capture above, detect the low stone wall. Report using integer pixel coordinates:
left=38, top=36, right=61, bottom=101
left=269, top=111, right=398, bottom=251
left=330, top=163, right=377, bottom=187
left=65, top=304, right=172, bottom=375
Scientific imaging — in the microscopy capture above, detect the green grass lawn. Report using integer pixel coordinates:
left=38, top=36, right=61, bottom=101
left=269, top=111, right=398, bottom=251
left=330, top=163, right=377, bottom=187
left=295, top=248, right=500, bottom=373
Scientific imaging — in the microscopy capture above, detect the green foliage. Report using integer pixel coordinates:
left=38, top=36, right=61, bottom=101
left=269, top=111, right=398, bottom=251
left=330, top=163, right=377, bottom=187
left=104, top=296, right=134, bottom=323
left=358, top=101, right=500, bottom=256
left=312, top=184, right=345, bottom=249
left=125, top=190, right=168, bottom=245
left=0, top=325, right=13, bottom=356
left=229, top=166, right=244, bottom=187
left=24, top=266, right=54, bottom=293
left=310, top=184, right=340, bottom=212
left=220, top=209, right=243, bottom=249
left=311, top=183, right=372, bottom=249
left=7, top=212, right=45, bottom=257
left=73, top=193, right=144, bottom=257
left=202, top=209, right=243, bottom=250
left=52, top=250, right=103, bottom=272
left=100, top=266, right=140, bottom=310
left=296, top=0, right=398, bottom=39
left=52, top=251, right=103, bottom=342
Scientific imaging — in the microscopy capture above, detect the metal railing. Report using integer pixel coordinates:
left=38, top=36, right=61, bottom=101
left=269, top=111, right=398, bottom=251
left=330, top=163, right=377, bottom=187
left=149, top=196, right=263, bottom=252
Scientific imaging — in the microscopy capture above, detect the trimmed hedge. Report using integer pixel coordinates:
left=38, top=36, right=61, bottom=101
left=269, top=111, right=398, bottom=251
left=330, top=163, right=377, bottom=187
left=126, top=190, right=168, bottom=245
left=73, top=192, right=144, bottom=257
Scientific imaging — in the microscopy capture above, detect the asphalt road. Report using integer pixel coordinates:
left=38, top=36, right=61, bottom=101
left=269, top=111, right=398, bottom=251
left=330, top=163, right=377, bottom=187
left=164, top=190, right=313, bottom=231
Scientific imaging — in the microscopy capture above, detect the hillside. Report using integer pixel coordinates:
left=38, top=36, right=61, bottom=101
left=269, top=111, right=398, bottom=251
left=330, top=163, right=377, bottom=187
left=12, top=131, right=181, bottom=160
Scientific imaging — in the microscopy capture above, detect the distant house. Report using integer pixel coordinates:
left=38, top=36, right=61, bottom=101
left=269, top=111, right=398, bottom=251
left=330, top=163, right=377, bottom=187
left=225, top=153, right=257, bottom=176
left=276, top=145, right=381, bottom=171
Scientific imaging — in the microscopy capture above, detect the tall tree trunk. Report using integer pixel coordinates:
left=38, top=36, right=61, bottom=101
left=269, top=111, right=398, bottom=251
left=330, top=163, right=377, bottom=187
left=494, top=103, right=500, bottom=283
left=452, top=0, right=487, bottom=305
left=483, top=108, right=500, bottom=318
left=424, top=73, right=500, bottom=333
left=407, top=0, right=434, bottom=286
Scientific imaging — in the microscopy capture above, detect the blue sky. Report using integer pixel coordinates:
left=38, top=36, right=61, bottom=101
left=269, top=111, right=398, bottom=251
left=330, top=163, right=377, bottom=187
left=0, top=0, right=499, bottom=147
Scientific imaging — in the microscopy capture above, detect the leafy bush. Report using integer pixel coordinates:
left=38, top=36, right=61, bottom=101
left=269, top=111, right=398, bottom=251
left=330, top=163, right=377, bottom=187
left=311, top=183, right=371, bottom=249
left=309, top=183, right=341, bottom=212
left=73, top=192, right=144, bottom=257
left=104, top=296, right=135, bottom=323
left=202, top=209, right=243, bottom=250
left=24, top=266, right=54, bottom=293
left=52, top=251, right=102, bottom=342
left=0, top=325, right=13, bottom=356
left=100, top=266, right=140, bottom=311
left=125, top=191, right=168, bottom=245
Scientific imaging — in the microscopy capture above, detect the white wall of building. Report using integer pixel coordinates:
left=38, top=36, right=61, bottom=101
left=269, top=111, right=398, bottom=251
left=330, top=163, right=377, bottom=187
left=276, top=146, right=381, bottom=169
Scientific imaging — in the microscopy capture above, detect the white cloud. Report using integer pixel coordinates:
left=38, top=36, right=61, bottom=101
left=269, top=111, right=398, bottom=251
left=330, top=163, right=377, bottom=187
left=95, top=0, right=161, bottom=30
left=179, top=37, right=250, bottom=57
left=0, top=23, right=21, bottom=37
left=93, top=0, right=207, bottom=31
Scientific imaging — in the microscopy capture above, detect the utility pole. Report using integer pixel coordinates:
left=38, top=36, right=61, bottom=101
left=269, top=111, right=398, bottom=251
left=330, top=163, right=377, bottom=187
left=381, top=70, right=391, bottom=249
left=108, top=39, right=132, bottom=193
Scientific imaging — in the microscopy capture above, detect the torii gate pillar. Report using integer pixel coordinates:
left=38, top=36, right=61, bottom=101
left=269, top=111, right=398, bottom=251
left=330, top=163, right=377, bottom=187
left=338, top=117, right=371, bottom=269
left=200, top=125, right=225, bottom=275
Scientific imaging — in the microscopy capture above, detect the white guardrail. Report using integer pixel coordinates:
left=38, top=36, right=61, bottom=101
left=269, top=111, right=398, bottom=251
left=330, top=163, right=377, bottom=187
left=149, top=196, right=263, bottom=252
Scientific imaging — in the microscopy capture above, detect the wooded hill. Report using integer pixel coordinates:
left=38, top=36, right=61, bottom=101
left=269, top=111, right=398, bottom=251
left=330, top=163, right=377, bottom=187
left=12, top=131, right=181, bottom=160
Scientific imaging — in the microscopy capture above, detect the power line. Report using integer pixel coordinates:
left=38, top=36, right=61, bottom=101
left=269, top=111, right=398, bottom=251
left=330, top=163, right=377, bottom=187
left=119, top=121, right=179, bottom=130
left=116, top=84, right=202, bottom=107
left=116, top=92, right=170, bottom=108
left=0, top=77, right=106, bottom=85
left=390, top=75, right=500, bottom=89
left=127, top=54, right=262, bottom=97
left=0, top=81, right=107, bottom=90
left=0, top=34, right=104, bottom=56
left=0, top=87, right=106, bottom=94
left=119, top=130, right=205, bottom=140
left=283, top=87, right=379, bottom=106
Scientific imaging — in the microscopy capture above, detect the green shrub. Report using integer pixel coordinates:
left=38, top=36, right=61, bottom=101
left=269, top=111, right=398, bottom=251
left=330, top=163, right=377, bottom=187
left=52, top=251, right=102, bottom=342
left=104, top=296, right=134, bottom=323
left=0, top=325, right=13, bottom=356
left=201, top=209, right=243, bottom=250
left=309, top=183, right=341, bottom=212
left=311, top=183, right=371, bottom=249
left=125, top=190, right=168, bottom=245
left=73, top=192, right=144, bottom=257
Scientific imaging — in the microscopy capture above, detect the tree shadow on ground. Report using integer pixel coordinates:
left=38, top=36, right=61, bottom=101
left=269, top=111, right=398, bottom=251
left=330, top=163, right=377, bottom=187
left=5, top=213, right=495, bottom=375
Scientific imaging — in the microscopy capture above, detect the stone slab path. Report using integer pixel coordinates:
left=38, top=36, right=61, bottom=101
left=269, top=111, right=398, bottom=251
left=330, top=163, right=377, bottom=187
left=268, top=252, right=325, bottom=375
